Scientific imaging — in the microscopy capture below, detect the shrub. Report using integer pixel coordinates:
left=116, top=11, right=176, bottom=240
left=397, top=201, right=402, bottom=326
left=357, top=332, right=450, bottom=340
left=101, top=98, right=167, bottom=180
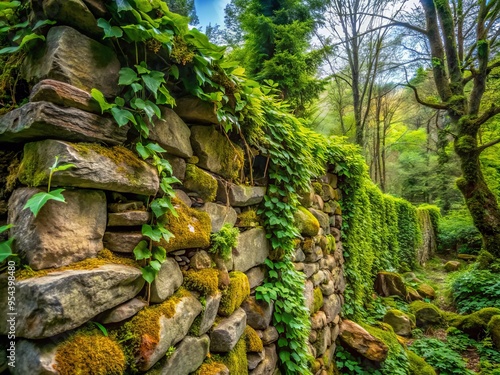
left=209, top=223, right=239, bottom=261
left=438, top=209, right=482, bottom=254
left=450, top=269, right=500, bottom=314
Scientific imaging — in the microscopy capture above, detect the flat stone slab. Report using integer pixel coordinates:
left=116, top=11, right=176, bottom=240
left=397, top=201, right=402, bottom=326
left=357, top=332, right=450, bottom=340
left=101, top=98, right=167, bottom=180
left=196, top=292, right=222, bottom=336
left=97, top=297, right=147, bottom=324
left=30, top=79, right=101, bottom=114
left=210, top=308, right=247, bottom=352
left=0, top=264, right=144, bottom=339
left=0, top=101, right=127, bottom=144
left=150, top=258, right=183, bottom=303
left=217, top=183, right=267, bottom=207
left=103, top=232, right=144, bottom=253
left=8, top=187, right=106, bottom=270
left=107, top=211, right=151, bottom=226
left=22, top=26, right=120, bottom=96
left=173, top=96, right=218, bottom=124
left=200, top=202, right=238, bottom=232
left=148, top=107, right=193, bottom=158
left=233, top=228, right=270, bottom=273
left=17, top=139, right=159, bottom=196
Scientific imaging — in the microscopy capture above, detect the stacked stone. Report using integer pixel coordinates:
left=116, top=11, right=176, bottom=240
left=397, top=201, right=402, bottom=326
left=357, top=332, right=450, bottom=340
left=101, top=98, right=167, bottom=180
left=0, top=1, right=345, bottom=374
left=293, top=174, right=346, bottom=375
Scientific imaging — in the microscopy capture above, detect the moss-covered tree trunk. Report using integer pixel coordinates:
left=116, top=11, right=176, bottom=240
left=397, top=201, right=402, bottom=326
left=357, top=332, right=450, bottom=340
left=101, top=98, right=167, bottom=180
left=417, top=0, right=500, bottom=257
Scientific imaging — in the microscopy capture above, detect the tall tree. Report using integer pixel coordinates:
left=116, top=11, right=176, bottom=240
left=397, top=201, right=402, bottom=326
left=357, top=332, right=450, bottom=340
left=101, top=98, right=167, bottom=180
left=411, top=0, right=500, bottom=256
left=166, top=0, right=198, bottom=25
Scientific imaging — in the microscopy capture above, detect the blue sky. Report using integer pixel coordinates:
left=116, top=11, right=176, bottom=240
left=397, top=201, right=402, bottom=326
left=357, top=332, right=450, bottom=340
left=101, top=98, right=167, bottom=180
left=194, top=0, right=230, bottom=28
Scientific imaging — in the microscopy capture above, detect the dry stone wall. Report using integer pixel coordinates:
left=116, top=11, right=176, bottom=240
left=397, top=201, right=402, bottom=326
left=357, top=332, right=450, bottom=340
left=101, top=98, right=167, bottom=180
left=0, top=5, right=345, bottom=374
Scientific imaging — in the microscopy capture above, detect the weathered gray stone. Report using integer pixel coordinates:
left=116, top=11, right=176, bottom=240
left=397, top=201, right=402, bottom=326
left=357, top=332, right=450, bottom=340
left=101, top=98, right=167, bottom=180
left=190, top=126, right=244, bottom=180
left=241, top=297, right=273, bottom=330
left=310, top=311, right=328, bottom=330
left=146, top=335, right=209, bottom=375
left=233, top=228, right=270, bottom=273
left=383, top=309, right=413, bottom=337
left=103, top=232, right=144, bottom=253
left=196, top=292, right=222, bottom=335
left=136, top=292, right=202, bottom=371
left=374, top=272, right=407, bottom=299
left=304, top=280, right=315, bottom=312
left=149, top=107, right=193, bottom=158
left=200, top=202, right=238, bottom=232
left=184, top=164, right=218, bottom=201
left=246, top=266, right=266, bottom=289
left=259, top=326, right=279, bottom=345
left=8, top=188, right=106, bottom=270
left=340, top=320, right=388, bottom=362
left=17, top=139, right=159, bottom=196
left=82, top=0, right=107, bottom=16
left=217, top=182, right=267, bottom=207
left=174, top=96, right=218, bottom=124
left=10, top=340, right=58, bottom=375
left=190, top=250, right=213, bottom=270
left=322, top=294, right=342, bottom=324
left=97, top=297, right=147, bottom=324
left=298, top=185, right=315, bottom=208
left=107, top=211, right=151, bottom=226
left=250, top=344, right=278, bottom=375
left=165, top=155, right=187, bottom=180
left=174, top=189, right=192, bottom=207
left=309, top=208, right=330, bottom=233
left=0, top=101, right=127, bottom=144
left=150, top=258, right=183, bottom=303
left=210, top=308, right=247, bottom=352
left=108, top=201, right=144, bottom=213
left=305, top=246, right=323, bottom=263
left=0, top=264, right=144, bottom=339
left=293, top=248, right=306, bottom=262
left=42, top=0, right=101, bottom=36
left=303, top=263, right=319, bottom=278
left=314, top=326, right=331, bottom=356
left=320, top=275, right=336, bottom=296
left=30, top=79, right=101, bottom=113
left=312, top=270, right=327, bottom=286
left=22, top=26, right=120, bottom=96
left=248, top=350, right=265, bottom=370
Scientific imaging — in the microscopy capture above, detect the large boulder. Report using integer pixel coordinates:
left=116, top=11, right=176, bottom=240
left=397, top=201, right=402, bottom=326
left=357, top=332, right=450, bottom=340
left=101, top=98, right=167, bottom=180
left=448, top=307, right=500, bottom=338
left=233, top=228, right=270, bottom=273
left=22, top=26, right=120, bottom=96
left=17, top=140, right=159, bottom=196
left=339, top=320, right=389, bottom=362
left=216, top=182, right=267, bottom=207
left=383, top=309, right=413, bottom=337
left=148, top=107, right=193, bottom=158
left=42, top=0, right=101, bottom=36
left=150, top=258, right=183, bottom=303
left=0, top=264, right=144, bottom=339
left=409, top=301, right=443, bottom=328
left=173, top=96, right=218, bottom=124
left=210, top=308, right=247, bottom=352
left=416, top=283, right=436, bottom=300
left=8, top=188, right=106, bottom=270
left=190, top=126, right=244, bottom=180
left=145, top=335, right=210, bottom=375
left=374, top=271, right=407, bottom=299
left=0, top=101, right=127, bottom=144
left=200, top=202, right=237, bottom=233
left=444, top=261, right=461, bottom=272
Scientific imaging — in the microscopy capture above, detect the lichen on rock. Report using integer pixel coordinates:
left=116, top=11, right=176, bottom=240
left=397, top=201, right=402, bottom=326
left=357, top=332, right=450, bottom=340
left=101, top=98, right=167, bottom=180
left=218, top=271, right=250, bottom=317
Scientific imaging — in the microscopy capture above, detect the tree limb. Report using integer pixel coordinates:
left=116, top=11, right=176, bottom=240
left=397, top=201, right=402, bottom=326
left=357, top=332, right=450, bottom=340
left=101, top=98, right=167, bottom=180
left=477, top=138, right=500, bottom=153
left=473, top=104, right=500, bottom=128
left=401, top=67, right=449, bottom=110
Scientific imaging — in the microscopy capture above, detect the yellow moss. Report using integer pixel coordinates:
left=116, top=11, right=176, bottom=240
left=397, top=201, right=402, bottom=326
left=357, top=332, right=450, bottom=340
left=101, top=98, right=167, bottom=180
left=244, top=325, right=263, bottom=353
left=407, top=350, right=437, bottom=375
left=15, top=249, right=140, bottom=280
left=294, top=206, right=320, bottom=237
left=184, top=164, right=217, bottom=202
left=237, top=208, right=261, bottom=227
left=212, top=337, right=248, bottom=375
left=325, top=234, right=336, bottom=255
left=158, top=198, right=212, bottom=252
left=303, top=238, right=314, bottom=252
left=182, top=268, right=220, bottom=296
left=187, top=156, right=200, bottom=164
left=312, top=287, right=324, bottom=314
left=448, top=307, right=500, bottom=337
left=312, top=182, right=322, bottom=195
left=194, top=362, right=228, bottom=375
left=119, top=287, right=192, bottom=362
left=488, top=315, right=500, bottom=349
left=54, top=330, right=126, bottom=375
left=218, top=271, right=250, bottom=317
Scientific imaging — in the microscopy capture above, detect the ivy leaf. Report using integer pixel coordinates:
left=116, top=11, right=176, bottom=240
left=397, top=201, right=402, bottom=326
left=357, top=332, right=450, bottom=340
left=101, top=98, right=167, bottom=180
left=152, top=246, right=167, bottom=262
left=135, top=142, right=151, bottom=159
left=111, top=107, right=136, bottom=127
left=97, top=18, right=123, bottom=39
left=0, top=1, right=21, bottom=10
left=133, top=240, right=150, bottom=260
left=0, top=237, right=14, bottom=262
left=23, top=189, right=66, bottom=217
left=0, top=33, right=44, bottom=54
left=170, top=65, right=179, bottom=80
left=150, top=197, right=170, bottom=218
left=149, top=259, right=162, bottom=271
left=141, top=265, right=157, bottom=283
left=91, top=89, right=115, bottom=113
left=115, top=97, right=125, bottom=106
left=142, top=71, right=165, bottom=99
left=119, top=67, right=139, bottom=85
left=32, top=19, right=56, bottom=31
left=142, top=224, right=162, bottom=242
left=131, top=82, right=143, bottom=93
left=135, top=61, right=150, bottom=75
left=146, top=142, right=166, bottom=154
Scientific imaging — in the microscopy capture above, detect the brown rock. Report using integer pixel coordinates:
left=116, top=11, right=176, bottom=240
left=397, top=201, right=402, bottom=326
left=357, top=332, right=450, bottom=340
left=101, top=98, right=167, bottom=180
left=190, top=250, right=212, bottom=270
left=107, top=211, right=151, bottom=226
left=97, top=298, right=147, bottom=324
left=339, top=320, right=389, bottom=362
left=444, top=261, right=461, bottom=272
left=173, top=96, right=218, bottom=124
left=0, top=102, right=127, bottom=144
left=374, top=271, right=407, bottom=298
left=103, top=232, right=144, bottom=253
left=148, top=107, right=193, bottom=158
left=416, top=283, right=436, bottom=300
left=241, top=297, right=273, bottom=330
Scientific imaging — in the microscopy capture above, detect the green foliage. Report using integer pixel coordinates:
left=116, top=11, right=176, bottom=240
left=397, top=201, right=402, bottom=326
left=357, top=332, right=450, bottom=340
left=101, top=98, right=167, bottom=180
left=0, top=224, right=14, bottom=262
left=23, top=156, right=74, bottom=217
left=409, top=338, right=474, bottom=375
left=209, top=223, right=239, bottom=261
left=438, top=209, right=482, bottom=254
left=335, top=344, right=382, bottom=375
left=450, top=268, right=500, bottom=313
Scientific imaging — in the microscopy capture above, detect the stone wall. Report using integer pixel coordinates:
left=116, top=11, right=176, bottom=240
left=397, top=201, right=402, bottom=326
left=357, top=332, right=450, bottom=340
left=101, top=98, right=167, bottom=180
left=0, top=5, right=345, bottom=374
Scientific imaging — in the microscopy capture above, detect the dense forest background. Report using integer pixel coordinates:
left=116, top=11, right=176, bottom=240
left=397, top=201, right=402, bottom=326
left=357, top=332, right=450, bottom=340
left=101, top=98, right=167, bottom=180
left=172, top=0, right=500, bottom=257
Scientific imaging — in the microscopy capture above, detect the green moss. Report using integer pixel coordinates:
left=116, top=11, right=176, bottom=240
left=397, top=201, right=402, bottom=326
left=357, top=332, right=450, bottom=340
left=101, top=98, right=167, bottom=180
left=15, top=249, right=140, bottom=280
left=325, top=234, right=336, bottom=255
left=312, top=287, right=323, bottom=314
left=237, top=209, right=261, bottom=227
left=218, top=271, right=250, bottom=317
left=212, top=337, right=248, bottom=374
left=184, top=164, right=217, bottom=202
left=158, top=198, right=212, bottom=252
left=54, top=329, right=126, bottom=375
left=448, top=307, right=500, bottom=338
left=294, top=206, right=320, bottom=237
left=416, top=284, right=435, bottom=299
left=487, top=315, right=500, bottom=349
left=407, top=350, right=437, bottom=375
left=312, top=182, right=322, bottom=195
left=193, top=362, right=228, bottom=375
left=409, top=301, right=443, bottom=327
left=182, top=268, right=219, bottom=296
left=244, top=325, right=263, bottom=352
left=209, top=223, right=239, bottom=261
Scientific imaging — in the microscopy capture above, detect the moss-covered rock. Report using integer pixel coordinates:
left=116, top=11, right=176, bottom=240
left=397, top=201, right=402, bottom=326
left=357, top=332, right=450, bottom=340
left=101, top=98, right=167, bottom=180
left=374, top=271, right=407, bottom=299
left=416, top=283, right=436, bottom=300
left=407, top=286, right=424, bottom=302
left=212, top=337, right=248, bottom=374
left=409, top=301, right=443, bottom=328
left=487, top=315, right=500, bottom=349
left=312, top=287, right=324, bottom=314
left=182, top=268, right=219, bottom=296
left=190, top=126, right=244, bottom=180
left=339, top=320, right=389, bottom=362
left=294, top=206, right=320, bottom=237
left=194, top=362, right=229, bottom=375
left=184, top=164, right=218, bottom=202
left=158, top=197, right=211, bottom=252
left=55, top=330, right=126, bottom=375
left=407, top=350, right=436, bottom=375
left=244, top=325, right=264, bottom=353
left=236, top=209, right=261, bottom=228
left=383, top=309, right=413, bottom=337
left=444, top=261, right=461, bottom=272
left=219, top=271, right=250, bottom=317
left=447, top=307, right=500, bottom=338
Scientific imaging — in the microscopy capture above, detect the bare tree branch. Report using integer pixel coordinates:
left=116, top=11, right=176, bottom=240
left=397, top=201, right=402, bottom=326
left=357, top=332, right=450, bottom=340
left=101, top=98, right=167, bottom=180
left=477, top=138, right=500, bottom=153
